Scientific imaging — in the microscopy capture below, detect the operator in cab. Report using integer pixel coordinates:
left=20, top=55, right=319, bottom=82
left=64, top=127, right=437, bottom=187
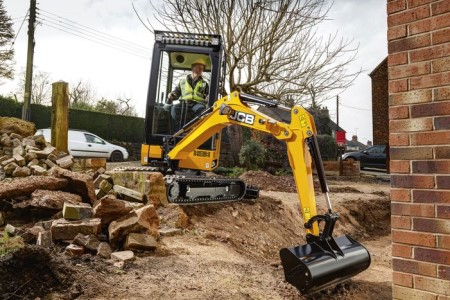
left=167, top=58, right=209, bottom=130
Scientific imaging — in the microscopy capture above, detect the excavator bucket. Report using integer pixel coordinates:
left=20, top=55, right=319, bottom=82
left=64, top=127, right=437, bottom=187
left=279, top=235, right=371, bottom=294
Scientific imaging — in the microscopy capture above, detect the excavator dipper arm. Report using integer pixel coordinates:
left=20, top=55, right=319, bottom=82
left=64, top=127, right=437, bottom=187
left=166, top=91, right=371, bottom=294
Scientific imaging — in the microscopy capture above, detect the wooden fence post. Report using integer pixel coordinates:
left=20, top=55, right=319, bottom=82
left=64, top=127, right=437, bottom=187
left=51, top=81, right=69, bottom=153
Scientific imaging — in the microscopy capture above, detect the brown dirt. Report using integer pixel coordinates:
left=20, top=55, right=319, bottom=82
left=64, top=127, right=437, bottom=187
left=1, top=171, right=392, bottom=299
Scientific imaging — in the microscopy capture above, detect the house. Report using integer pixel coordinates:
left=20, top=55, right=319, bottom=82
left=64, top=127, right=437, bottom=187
left=369, top=57, right=388, bottom=146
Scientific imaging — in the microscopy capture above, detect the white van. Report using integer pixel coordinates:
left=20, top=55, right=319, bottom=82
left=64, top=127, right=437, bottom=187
left=35, top=129, right=129, bottom=162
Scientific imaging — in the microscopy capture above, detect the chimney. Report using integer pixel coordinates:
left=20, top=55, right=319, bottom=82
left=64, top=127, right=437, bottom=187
left=367, top=140, right=373, bottom=146
left=352, top=135, right=358, bottom=142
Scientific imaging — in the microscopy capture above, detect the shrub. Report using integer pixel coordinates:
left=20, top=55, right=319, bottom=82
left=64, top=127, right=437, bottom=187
left=239, top=140, right=266, bottom=170
left=317, top=134, right=338, bottom=161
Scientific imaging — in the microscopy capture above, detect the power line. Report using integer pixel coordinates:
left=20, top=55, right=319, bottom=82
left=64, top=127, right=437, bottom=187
left=10, top=10, right=29, bottom=50
left=38, top=20, right=150, bottom=60
left=38, top=8, right=150, bottom=52
left=340, top=103, right=371, bottom=111
left=37, top=16, right=151, bottom=57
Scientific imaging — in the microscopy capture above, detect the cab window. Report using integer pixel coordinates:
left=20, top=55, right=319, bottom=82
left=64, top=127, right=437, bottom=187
left=84, top=133, right=104, bottom=144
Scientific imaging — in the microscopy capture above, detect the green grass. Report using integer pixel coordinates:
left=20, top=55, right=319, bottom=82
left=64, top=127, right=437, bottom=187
left=0, top=231, right=24, bottom=256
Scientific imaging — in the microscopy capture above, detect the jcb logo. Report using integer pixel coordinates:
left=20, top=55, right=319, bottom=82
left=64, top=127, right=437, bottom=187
left=194, top=150, right=210, bottom=157
left=229, top=111, right=255, bottom=125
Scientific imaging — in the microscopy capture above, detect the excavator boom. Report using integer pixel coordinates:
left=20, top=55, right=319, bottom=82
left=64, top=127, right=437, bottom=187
left=165, top=91, right=371, bottom=294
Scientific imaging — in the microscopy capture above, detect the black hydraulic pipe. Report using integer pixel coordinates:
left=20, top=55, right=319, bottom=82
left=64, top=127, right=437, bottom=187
left=240, top=92, right=279, bottom=107
left=306, top=136, right=329, bottom=194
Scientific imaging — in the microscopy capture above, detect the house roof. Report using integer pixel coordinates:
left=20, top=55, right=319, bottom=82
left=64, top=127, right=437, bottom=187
left=369, top=57, right=388, bottom=77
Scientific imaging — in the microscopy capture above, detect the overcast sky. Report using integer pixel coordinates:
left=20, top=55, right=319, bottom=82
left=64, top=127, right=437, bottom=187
left=1, top=0, right=387, bottom=144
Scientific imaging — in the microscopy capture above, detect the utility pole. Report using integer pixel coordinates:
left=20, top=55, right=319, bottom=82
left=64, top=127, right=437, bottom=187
left=22, top=0, right=36, bottom=121
left=336, top=95, right=339, bottom=132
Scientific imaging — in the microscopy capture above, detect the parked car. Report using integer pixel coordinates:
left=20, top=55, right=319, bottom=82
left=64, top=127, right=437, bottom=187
left=341, top=145, right=387, bottom=169
left=35, top=129, right=129, bottom=162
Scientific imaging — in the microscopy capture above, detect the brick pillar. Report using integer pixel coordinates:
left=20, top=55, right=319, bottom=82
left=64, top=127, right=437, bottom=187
left=388, top=1, right=450, bottom=299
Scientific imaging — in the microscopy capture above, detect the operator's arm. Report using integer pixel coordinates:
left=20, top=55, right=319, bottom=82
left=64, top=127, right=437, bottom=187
left=167, top=83, right=182, bottom=103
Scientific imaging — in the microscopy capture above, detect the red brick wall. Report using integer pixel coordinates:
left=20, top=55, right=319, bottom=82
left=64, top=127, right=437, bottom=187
left=387, top=0, right=450, bottom=298
left=370, top=58, right=389, bottom=145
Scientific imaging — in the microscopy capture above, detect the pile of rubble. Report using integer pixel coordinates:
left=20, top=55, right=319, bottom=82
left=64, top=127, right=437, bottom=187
left=0, top=117, right=188, bottom=266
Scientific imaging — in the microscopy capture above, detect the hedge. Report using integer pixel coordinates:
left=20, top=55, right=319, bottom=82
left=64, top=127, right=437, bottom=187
left=0, top=96, right=145, bottom=143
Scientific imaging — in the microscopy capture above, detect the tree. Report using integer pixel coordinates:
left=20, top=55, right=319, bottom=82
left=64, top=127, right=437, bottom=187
left=69, top=80, right=96, bottom=110
left=0, top=0, right=14, bottom=81
left=16, top=68, right=52, bottom=104
left=95, top=96, right=137, bottom=116
left=146, top=0, right=360, bottom=106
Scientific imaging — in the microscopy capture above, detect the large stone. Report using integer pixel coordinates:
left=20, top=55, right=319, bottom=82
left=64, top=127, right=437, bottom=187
left=73, top=233, right=101, bottom=252
left=49, top=167, right=96, bottom=204
left=92, top=195, right=134, bottom=225
left=29, top=145, right=58, bottom=159
left=97, top=242, right=112, bottom=259
left=0, top=117, right=36, bottom=137
left=99, top=179, right=113, bottom=194
left=50, top=218, right=101, bottom=240
left=0, top=176, right=68, bottom=199
left=36, top=231, right=53, bottom=247
left=0, top=155, right=9, bottom=164
left=111, top=250, right=135, bottom=262
left=158, top=204, right=190, bottom=229
left=21, top=137, right=36, bottom=148
left=32, top=134, right=47, bottom=148
left=30, top=165, right=48, bottom=175
left=13, top=154, right=25, bottom=166
left=123, top=233, right=158, bottom=251
left=63, top=202, right=93, bottom=220
left=30, top=189, right=82, bottom=210
left=94, top=174, right=112, bottom=188
left=13, top=146, right=25, bottom=157
left=0, top=134, right=12, bottom=147
left=12, top=166, right=31, bottom=177
left=159, top=228, right=182, bottom=237
left=1, top=157, right=15, bottom=167
left=110, top=171, right=168, bottom=207
left=3, top=162, right=18, bottom=175
left=65, top=244, right=84, bottom=256
left=108, top=205, right=160, bottom=246
left=56, top=155, right=74, bottom=169
left=27, top=158, right=39, bottom=167
left=113, top=185, right=145, bottom=203
left=24, top=152, right=37, bottom=162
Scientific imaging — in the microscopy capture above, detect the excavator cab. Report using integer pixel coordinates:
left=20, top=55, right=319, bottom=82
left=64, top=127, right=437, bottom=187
left=141, top=31, right=226, bottom=171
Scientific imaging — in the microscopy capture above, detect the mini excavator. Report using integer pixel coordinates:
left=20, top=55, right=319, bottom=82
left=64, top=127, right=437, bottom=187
left=138, top=31, right=371, bottom=294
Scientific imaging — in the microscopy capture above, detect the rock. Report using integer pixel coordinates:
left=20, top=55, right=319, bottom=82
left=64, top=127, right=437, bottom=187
left=108, top=204, right=160, bottom=246
left=93, top=167, right=106, bottom=179
left=0, top=134, right=12, bottom=147
left=12, top=166, right=31, bottom=177
left=49, top=167, right=96, bottom=204
left=94, top=174, right=112, bottom=188
left=29, top=146, right=58, bottom=159
left=159, top=228, right=183, bottom=237
left=3, top=162, right=18, bottom=175
left=26, top=225, right=45, bottom=243
left=30, top=189, right=82, bottom=210
left=0, top=117, right=36, bottom=137
left=32, top=134, right=47, bottom=147
left=158, top=204, right=190, bottom=229
left=73, top=233, right=101, bottom=252
left=24, top=152, right=37, bottom=162
left=0, top=211, right=4, bottom=226
left=11, top=138, right=21, bottom=148
left=30, top=165, right=48, bottom=175
left=21, top=137, right=36, bottom=148
left=124, top=233, right=158, bottom=251
left=36, top=231, right=53, bottom=247
left=12, top=146, right=25, bottom=157
left=10, top=133, right=22, bottom=140
left=12, top=154, right=25, bottom=166
left=5, top=224, right=17, bottom=235
left=0, top=176, right=68, bottom=199
left=110, top=171, right=168, bottom=208
left=63, top=202, right=93, bottom=220
left=47, top=153, right=57, bottom=162
left=27, top=158, right=40, bottom=167
left=45, top=159, right=56, bottom=168
left=0, top=155, right=9, bottom=164
left=65, top=244, right=84, bottom=256
left=35, top=220, right=53, bottom=230
left=1, top=157, right=15, bottom=167
left=97, top=242, right=112, bottom=259
left=111, top=250, right=135, bottom=262
left=92, top=195, right=134, bottom=225
left=113, top=185, right=145, bottom=203
left=56, top=155, right=74, bottom=169
left=146, top=172, right=168, bottom=207
left=99, top=179, right=113, bottom=194
left=51, top=218, right=101, bottom=240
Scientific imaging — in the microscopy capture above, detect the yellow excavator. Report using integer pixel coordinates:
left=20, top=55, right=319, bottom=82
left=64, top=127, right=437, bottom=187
left=139, top=31, right=370, bottom=294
